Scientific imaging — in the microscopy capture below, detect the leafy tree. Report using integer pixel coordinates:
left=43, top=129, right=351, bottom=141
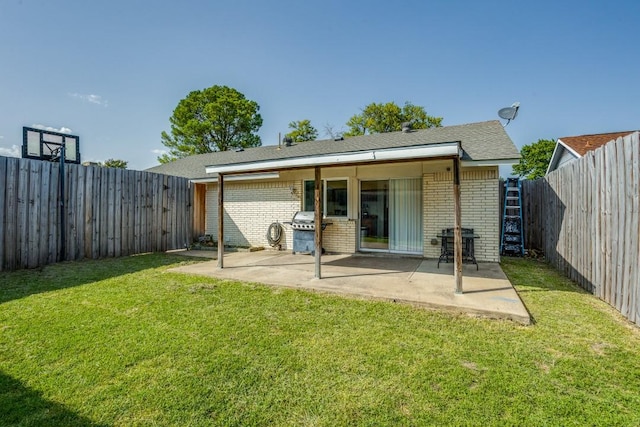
left=513, top=138, right=556, bottom=179
left=344, top=101, right=442, bottom=137
left=158, top=85, right=262, bottom=163
left=285, top=119, right=318, bottom=142
left=100, top=158, right=128, bottom=169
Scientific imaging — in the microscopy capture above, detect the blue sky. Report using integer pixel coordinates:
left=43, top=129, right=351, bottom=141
left=1, top=0, right=639, bottom=172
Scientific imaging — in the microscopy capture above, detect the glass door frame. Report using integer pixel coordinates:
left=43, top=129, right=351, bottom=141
left=358, top=178, right=423, bottom=255
left=359, top=179, right=389, bottom=252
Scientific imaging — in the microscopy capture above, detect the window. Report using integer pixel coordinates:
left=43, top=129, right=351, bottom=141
left=303, top=180, right=321, bottom=212
left=326, top=180, right=347, bottom=216
left=303, top=179, right=348, bottom=217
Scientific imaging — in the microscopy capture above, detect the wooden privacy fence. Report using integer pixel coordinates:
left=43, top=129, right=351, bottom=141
left=0, top=156, right=194, bottom=271
left=521, top=132, right=640, bottom=325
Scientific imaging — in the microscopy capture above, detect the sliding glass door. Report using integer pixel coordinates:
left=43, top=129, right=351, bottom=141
left=359, top=178, right=422, bottom=254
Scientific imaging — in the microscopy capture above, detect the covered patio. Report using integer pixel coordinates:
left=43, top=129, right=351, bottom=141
left=171, top=251, right=531, bottom=324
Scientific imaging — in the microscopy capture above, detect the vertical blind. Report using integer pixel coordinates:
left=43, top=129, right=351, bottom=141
left=389, top=178, right=422, bottom=253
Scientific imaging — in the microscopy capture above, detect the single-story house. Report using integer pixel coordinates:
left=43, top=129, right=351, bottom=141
left=546, top=130, right=637, bottom=174
left=147, top=120, right=520, bottom=263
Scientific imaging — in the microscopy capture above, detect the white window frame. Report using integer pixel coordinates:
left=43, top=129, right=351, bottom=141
left=303, top=178, right=349, bottom=218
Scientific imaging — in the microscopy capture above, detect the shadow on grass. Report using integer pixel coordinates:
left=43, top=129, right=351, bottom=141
left=0, top=371, right=107, bottom=427
left=500, top=257, right=589, bottom=295
left=0, top=252, right=202, bottom=305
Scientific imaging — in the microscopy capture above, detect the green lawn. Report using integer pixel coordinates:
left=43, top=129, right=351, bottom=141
left=1, top=254, right=639, bottom=426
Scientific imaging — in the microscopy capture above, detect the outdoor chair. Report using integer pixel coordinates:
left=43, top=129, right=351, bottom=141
left=437, top=228, right=478, bottom=270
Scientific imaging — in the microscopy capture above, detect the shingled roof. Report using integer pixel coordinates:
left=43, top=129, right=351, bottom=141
left=146, top=120, right=519, bottom=180
left=558, top=130, right=637, bottom=156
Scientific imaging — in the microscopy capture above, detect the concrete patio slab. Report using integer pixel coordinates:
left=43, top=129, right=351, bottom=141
left=169, top=250, right=531, bottom=325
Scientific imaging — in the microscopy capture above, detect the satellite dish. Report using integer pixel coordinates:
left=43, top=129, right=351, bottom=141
left=498, top=102, right=520, bottom=126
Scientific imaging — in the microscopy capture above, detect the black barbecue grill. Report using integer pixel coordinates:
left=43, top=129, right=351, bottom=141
left=285, top=211, right=329, bottom=254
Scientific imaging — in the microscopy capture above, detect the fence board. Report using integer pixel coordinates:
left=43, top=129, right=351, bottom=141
left=161, top=175, right=169, bottom=251
left=84, top=166, right=94, bottom=259
left=107, top=168, right=115, bottom=257
left=48, top=163, right=59, bottom=263
left=598, top=146, right=607, bottom=299
left=18, top=160, right=31, bottom=268
left=628, top=135, right=640, bottom=324
left=134, top=171, right=142, bottom=254
left=171, top=177, right=178, bottom=249
left=75, top=164, right=86, bottom=260
left=97, top=166, right=107, bottom=258
left=128, top=172, right=135, bottom=254
left=618, top=139, right=629, bottom=316
left=4, top=159, right=18, bottom=270
left=27, top=161, right=42, bottom=268
left=152, top=172, right=163, bottom=252
left=604, top=143, right=613, bottom=306
left=0, top=157, right=6, bottom=271
left=125, top=172, right=131, bottom=253
left=93, top=166, right=103, bottom=258
left=171, top=176, right=178, bottom=249
left=146, top=173, right=152, bottom=252
left=114, top=168, right=123, bottom=258
left=65, top=164, right=76, bottom=261
left=588, top=153, right=598, bottom=294
left=37, top=162, right=49, bottom=266
left=616, top=139, right=626, bottom=311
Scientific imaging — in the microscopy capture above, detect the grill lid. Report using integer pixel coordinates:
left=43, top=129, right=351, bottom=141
left=292, top=211, right=315, bottom=224
left=288, top=211, right=330, bottom=230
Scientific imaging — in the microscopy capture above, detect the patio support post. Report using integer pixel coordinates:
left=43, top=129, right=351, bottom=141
left=217, top=173, right=224, bottom=269
left=453, top=157, right=463, bottom=294
left=314, top=166, right=322, bottom=279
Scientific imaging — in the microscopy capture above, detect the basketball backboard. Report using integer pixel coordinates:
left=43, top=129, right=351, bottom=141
left=22, top=126, right=81, bottom=164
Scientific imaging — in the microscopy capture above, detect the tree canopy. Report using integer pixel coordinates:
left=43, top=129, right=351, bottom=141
left=285, top=119, right=318, bottom=142
left=512, top=138, right=556, bottom=179
left=344, top=101, right=442, bottom=137
left=158, top=85, right=262, bottom=163
left=100, top=158, right=128, bottom=169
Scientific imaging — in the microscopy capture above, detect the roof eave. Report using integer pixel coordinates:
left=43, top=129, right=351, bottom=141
left=190, top=172, right=280, bottom=183
left=461, top=158, right=521, bottom=167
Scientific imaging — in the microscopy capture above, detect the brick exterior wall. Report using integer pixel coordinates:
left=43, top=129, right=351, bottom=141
left=204, top=165, right=500, bottom=261
left=205, top=180, right=357, bottom=253
left=322, top=219, right=357, bottom=253
left=422, top=168, right=500, bottom=262
left=206, top=181, right=300, bottom=249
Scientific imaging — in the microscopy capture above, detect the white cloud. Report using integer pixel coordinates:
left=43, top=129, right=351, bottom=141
left=69, top=92, right=108, bottom=107
left=0, top=144, right=20, bottom=158
left=151, top=149, right=168, bottom=155
left=32, top=124, right=73, bottom=134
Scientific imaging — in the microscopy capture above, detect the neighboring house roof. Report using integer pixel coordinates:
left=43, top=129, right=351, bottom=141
left=147, top=120, right=519, bottom=180
left=546, top=130, right=637, bottom=174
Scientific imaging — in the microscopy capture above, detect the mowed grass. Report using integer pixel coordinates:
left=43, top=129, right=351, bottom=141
left=1, top=254, right=639, bottom=426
